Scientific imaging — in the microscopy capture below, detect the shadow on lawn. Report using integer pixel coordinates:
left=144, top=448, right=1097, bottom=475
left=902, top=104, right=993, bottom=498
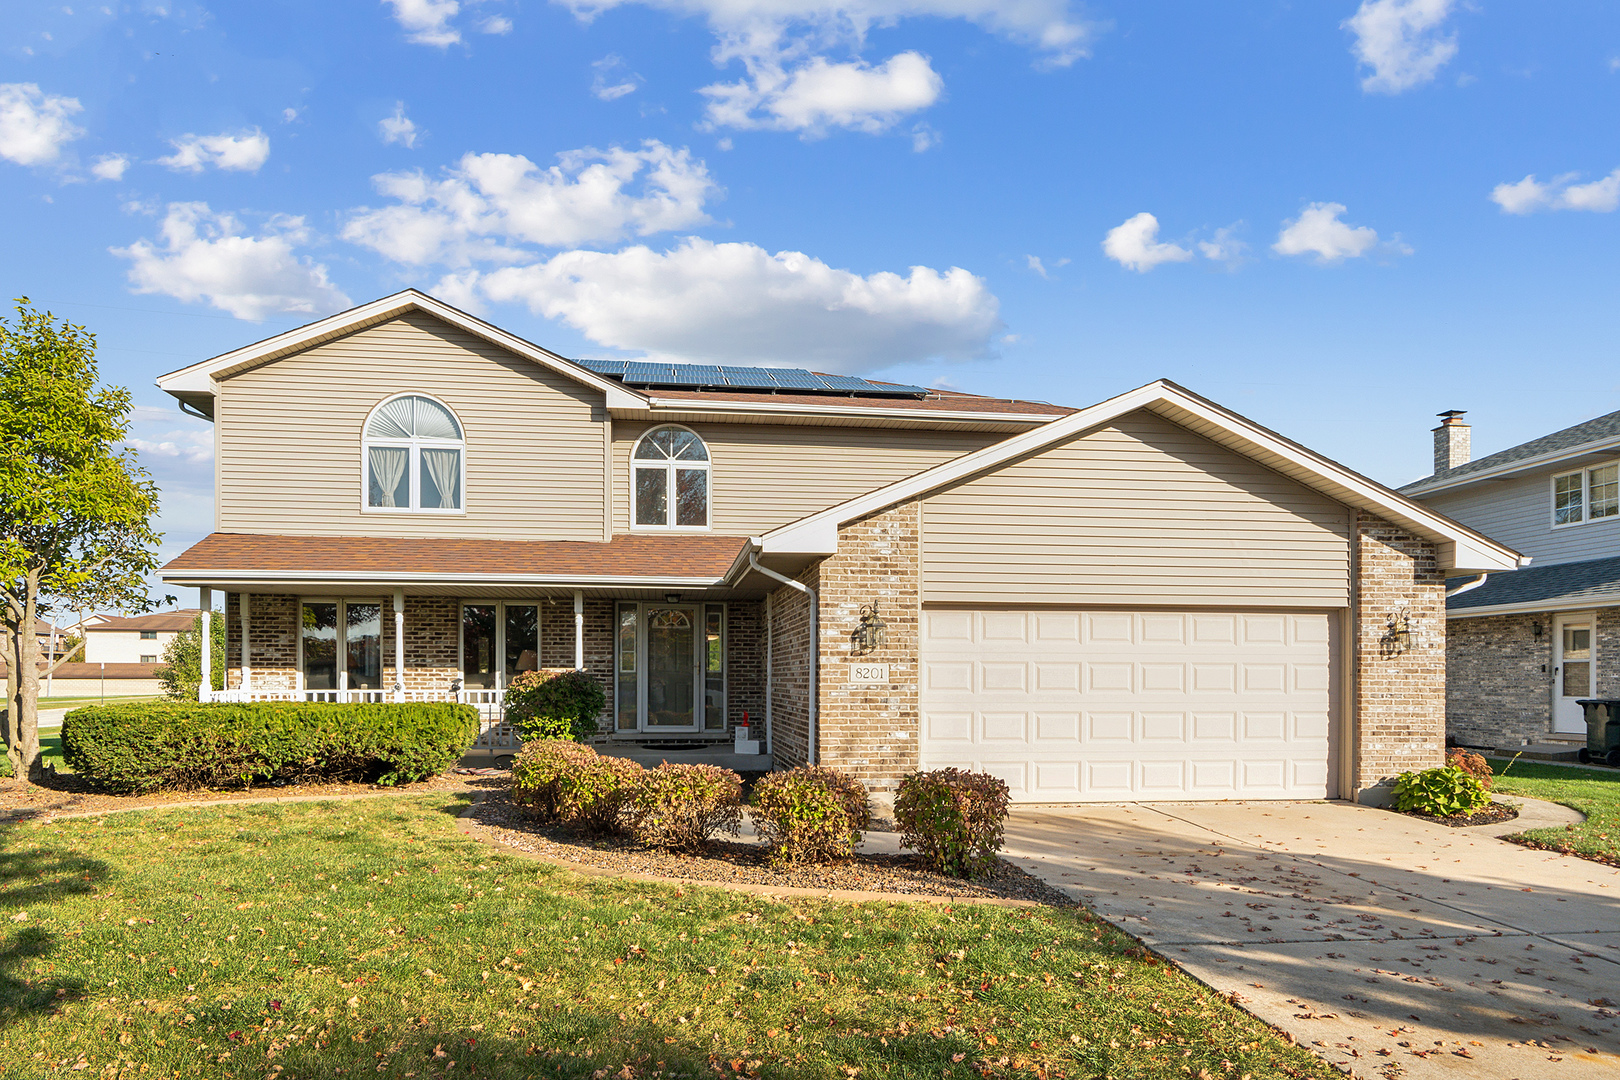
left=0, top=824, right=106, bottom=1022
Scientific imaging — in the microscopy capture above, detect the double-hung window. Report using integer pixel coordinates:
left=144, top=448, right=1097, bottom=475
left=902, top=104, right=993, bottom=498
left=632, top=426, right=710, bottom=529
left=1552, top=462, right=1619, bottom=527
left=364, top=394, right=465, bottom=513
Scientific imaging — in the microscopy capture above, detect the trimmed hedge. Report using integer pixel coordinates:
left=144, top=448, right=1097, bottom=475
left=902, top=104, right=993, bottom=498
left=752, top=766, right=870, bottom=866
left=509, top=740, right=643, bottom=834
left=61, top=701, right=480, bottom=794
left=894, top=768, right=1011, bottom=879
left=505, top=669, right=606, bottom=742
left=627, top=763, right=743, bottom=852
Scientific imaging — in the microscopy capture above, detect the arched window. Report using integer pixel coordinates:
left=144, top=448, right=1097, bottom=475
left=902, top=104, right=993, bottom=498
left=363, top=394, right=465, bottom=512
left=633, top=426, right=709, bottom=529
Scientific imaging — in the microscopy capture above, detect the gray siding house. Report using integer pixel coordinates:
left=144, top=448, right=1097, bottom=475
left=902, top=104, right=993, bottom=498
left=1403, top=411, right=1620, bottom=748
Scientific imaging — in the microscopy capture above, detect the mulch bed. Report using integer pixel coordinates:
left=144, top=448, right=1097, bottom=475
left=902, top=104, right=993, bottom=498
left=0, top=769, right=503, bottom=824
left=468, top=787, right=1074, bottom=906
left=1401, top=801, right=1520, bottom=828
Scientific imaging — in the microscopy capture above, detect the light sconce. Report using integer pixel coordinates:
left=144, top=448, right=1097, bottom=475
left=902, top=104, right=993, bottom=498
left=1382, top=610, right=1413, bottom=656
left=1532, top=621, right=1544, bottom=641
left=852, top=602, right=888, bottom=655
left=664, top=593, right=681, bottom=604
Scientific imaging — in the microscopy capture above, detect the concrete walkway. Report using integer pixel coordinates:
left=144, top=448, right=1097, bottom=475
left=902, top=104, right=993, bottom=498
left=1001, top=800, right=1620, bottom=1080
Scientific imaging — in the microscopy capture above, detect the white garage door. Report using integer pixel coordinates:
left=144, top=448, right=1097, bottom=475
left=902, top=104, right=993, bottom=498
left=920, top=609, right=1339, bottom=803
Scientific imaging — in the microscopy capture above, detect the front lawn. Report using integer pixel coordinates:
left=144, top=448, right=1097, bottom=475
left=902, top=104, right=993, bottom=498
left=1489, top=758, right=1620, bottom=866
left=0, top=796, right=1333, bottom=1080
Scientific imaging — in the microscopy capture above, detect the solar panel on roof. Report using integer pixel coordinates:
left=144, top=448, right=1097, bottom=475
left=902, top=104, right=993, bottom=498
left=765, top=371, right=826, bottom=389
left=573, top=358, right=624, bottom=374
left=714, top=369, right=782, bottom=388
left=663, top=365, right=726, bottom=385
left=571, top=356, right=928, bottom=397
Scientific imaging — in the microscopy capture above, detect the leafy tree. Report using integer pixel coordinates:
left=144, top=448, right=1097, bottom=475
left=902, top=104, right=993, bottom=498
left=1, top=299, right=164, bottom=782
left=154, top=613, right=225, bottom=701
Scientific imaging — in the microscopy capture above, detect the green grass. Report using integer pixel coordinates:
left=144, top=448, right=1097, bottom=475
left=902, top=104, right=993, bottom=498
left=1489, top=758, right=1620, bottom=865
left=0, top=796, right=1333, bottom=1080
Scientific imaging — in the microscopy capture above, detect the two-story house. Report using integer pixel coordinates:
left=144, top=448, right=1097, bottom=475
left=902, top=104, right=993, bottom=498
left=155, top=290, right=1518, bottom=804
left=1403, top=410, right=1620, bottom=750
left=83, top=609, right=200, bottom=664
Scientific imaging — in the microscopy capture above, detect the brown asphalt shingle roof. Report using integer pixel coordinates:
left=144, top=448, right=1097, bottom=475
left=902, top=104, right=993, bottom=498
left=0, top=662, right=161, bottom=679
left=162, top=533, right=750, bottom=579
left=89, top=609, right=201, bottom=633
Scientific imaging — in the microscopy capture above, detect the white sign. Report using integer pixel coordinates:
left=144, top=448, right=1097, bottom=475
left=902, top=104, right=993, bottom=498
left=849, top=662, right=890, bottom=684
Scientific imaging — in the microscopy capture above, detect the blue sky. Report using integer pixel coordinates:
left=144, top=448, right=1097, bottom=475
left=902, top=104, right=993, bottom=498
left=2, top=0, right=1618, bottom=593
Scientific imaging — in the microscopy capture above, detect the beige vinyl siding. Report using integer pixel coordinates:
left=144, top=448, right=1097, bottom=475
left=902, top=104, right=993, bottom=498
left=218, top=312, right=607, bottom=540
left=1419, top=470, right=1620, bottom=568
left=613, top=422, right=1004, bottom=534
left=922, top=410, right=1351, bottom=607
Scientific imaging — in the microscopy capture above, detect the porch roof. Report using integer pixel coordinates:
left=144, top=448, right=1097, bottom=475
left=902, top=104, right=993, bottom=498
left=160, top=532, right=751, bottom=589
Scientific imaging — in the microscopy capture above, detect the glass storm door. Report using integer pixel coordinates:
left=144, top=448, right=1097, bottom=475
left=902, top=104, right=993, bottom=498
left=1554, top=616, right=1595, bottom=734
left=644, top=606, right=699, bottom=729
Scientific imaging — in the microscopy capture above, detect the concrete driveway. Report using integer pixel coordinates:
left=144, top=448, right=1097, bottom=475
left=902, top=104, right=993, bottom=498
left=1000, top=800, right=1620, bottom=1080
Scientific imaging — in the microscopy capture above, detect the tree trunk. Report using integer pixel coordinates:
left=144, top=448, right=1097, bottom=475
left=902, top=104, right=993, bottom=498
left=3, top=616, right=21, bottom=781
left=17, top=589, right=43, bottom=782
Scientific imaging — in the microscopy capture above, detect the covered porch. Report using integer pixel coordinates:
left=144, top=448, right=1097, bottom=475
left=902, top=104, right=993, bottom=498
left=162, top=533, right=780, bottom=766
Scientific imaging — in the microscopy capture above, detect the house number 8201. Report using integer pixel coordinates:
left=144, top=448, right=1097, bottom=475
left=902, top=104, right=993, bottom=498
left=849, top=663, right=890, bottom=684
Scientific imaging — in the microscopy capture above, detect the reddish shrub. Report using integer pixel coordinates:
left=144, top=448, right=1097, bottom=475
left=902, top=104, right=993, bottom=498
left=510, top=740, right=642, bottom=833
left=1446, top=748, right=1493, bottom=792
left=752, top=766, right=871, bottom=866
left=894, top=768, right=1010, bottom=879
left=627, top=763, right=743, bottom=852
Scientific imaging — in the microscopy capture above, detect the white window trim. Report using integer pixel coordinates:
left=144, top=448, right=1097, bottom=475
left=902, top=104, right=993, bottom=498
left=457, top=600, right=542, bottom=691
left=1550, top=458, right=1620, bottom=529
left=295, top=597, right=385, bottom=693
left=359, top=392, right=468, bottom=517
left=628, top=424, right=713, bottom=533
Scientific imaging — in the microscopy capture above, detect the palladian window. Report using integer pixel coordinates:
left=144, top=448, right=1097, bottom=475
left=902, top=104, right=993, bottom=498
left=633, top=426, right=709, bottom=529
left=364, top=394, right=464, bottom=512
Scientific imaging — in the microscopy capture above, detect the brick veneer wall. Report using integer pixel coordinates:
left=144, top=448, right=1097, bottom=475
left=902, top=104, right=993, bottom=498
left=768, top=568, right=816, bottom=769
left=814, top=502, right=921, bottom=790
left=397, top=596, right=459, bottom=694
left=1445, top=612, right=1553, bottom=748
left=727, top=601, right=765, bottom=736
left=1352, top=513, right=1447, bottom=800
left=1601, top=610, right=1620, bottom=698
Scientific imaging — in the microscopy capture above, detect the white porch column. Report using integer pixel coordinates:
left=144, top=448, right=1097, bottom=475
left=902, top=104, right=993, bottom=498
left=198, top=587, right=212, bottom=702
left=239, top=592, right=252, bottom=693
left=393, top=588, right=406, bottom=700
left=573, top=590, right=584, bottom=670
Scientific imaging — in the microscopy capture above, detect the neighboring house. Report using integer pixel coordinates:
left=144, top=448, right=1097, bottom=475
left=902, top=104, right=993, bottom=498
left=83, top=609, right=200, bottom=665
left=1402, top=410, right=1620, bottom=749
left=154, top=290, right=1517, bottom=804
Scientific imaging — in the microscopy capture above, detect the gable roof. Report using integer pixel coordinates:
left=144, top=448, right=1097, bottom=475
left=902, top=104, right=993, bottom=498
left=1402, top=408, right=1620, bottom=496
left=155, top=290, right=648, bottom=414
left=1447, top=554, right=1620, bottom=617
left=88, top=609, right=202, bottom=633
left=747, top=379, right=1525, bottom=575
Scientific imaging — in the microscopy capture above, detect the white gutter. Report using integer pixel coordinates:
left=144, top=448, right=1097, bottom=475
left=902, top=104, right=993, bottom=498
left=747, top=550, right=816, bottom=765
left=159, top=569, right=724, bottom=588
left=1445, top=574, right=1489, bottom=598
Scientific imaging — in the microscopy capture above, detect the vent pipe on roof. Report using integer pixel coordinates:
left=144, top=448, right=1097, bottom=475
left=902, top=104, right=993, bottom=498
left=1433, top=410, right=1470, bottom=474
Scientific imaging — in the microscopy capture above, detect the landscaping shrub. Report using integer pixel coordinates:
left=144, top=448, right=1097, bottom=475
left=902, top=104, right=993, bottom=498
left=627, top=763, right=743, bottom=852
left=510, top=740, right=642, bottom=833
left=60, top=701, right=479, bottom=794
left=1446, top=747, right=1493, bottom=791
left=1392, top=765, right=1491, bottom=818
left=504, top=669, right=606, bottom=742
left=751, top=766, right=871, bottom=865
left=894, top=768, right=1010, bottom=879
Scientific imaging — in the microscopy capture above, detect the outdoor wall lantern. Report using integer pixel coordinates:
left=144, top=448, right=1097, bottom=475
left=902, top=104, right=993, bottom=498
left=1532, top=621, right=1544, bottom=641
left=1382, top=610, right=1413, bottom=655
left=664, top=593, right=681, bottom=604
left=852, top=602, right=887, bottom=655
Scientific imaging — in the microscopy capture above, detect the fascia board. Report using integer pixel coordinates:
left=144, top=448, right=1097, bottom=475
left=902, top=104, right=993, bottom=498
left=1448, top=597, right=1620, bottom=619
left=159, top=568, right=724, bottom=587
left=155, top=290, right=646, bottom=409
left=1402, top=435, right=1620, bottom=497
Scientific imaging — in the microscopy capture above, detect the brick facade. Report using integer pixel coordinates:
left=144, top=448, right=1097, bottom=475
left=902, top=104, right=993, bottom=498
left=1351, top=513, right=1447, bottom=800
left=767, top=568, right=816, bottom=769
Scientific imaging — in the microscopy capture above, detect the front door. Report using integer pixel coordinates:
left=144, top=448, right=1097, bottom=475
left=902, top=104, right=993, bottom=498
left=645, top=606, right=699, bottom=729
left=1554, top=615, right=1595, bottom=734
left=615, top=602, right=729, bottom=734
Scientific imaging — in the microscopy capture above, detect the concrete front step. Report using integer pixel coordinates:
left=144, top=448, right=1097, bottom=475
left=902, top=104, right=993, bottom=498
left=1506, top=742, right=1582, bottom=762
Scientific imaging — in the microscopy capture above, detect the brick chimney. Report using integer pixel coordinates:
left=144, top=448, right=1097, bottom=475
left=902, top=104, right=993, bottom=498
left=1433, top=410, right=1470, bottom=474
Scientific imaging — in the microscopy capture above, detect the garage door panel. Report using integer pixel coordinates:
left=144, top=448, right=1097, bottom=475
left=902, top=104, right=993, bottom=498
left=921, top=607, right=1338, bottom=803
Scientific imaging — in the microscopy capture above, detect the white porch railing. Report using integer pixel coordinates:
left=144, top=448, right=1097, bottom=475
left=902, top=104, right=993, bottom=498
left=200, top=688, right=519, bottom=750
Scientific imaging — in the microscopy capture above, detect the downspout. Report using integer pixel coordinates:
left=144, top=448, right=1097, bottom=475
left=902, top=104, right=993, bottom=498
left=1445, top=574, right=1488, bottom=598
left=747, top=551, right=817, bottom=765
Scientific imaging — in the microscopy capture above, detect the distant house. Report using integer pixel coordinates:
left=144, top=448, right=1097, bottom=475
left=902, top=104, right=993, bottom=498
left=83, top=609, right=200, bottom=665
left=1402, top=410, right=1619, bottom=748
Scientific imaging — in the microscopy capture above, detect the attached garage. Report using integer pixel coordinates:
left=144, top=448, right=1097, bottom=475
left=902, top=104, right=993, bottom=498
left=919, top=607, right=1340, bottom=802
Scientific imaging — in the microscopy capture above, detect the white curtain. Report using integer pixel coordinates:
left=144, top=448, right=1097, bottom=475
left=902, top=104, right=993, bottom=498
left=368, top=446, right=408, bottom=507
left=421, top=448, right=460, bottom=509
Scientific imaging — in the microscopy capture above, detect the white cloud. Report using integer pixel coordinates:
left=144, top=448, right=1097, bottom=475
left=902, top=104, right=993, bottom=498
left=1272, top=202, right=1382, bottom=263
left=1196, top=224, right=1246, bottom=265
left=384, top=0, right=461, bottom=45
left=1492, top=169, right=1620, bottom=214
left=111, top=201, right=351, bottom=321
left=90, top=153, right=129, bottom=181
left=0, top=82, right=84, bottom=166
left=479, top=14, right=512, bottom=33
left=379, top=102, right=418, bottom=147
left=701, top=50, right=942, bottom=135
left=1102, top=212, right=1194, bottom=273
left=343, top=140, right=719, bottom=265
left=126, top=428, right=214, bottom=465
left=592, top=55, right=643, bottom=101
left=157, top=128, right=270, bottom=173
left=462, top=237, right=1000, bottom=371
left=282, top=107, right=300, bottom=123
left=1343, top=0, right=1458, bottom=94
left=1026, top=254, right=1048, bottom=278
